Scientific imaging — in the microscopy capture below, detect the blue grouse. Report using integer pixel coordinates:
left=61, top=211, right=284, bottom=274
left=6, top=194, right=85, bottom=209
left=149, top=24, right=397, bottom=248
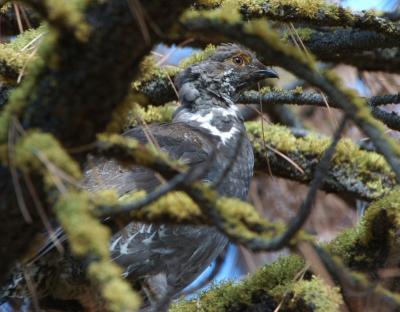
left=1, top=43, right=278, bottom=311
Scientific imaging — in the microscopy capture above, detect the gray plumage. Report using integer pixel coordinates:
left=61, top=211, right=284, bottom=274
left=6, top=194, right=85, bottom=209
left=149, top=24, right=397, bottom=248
left=1, top=43, right=278, bottom=311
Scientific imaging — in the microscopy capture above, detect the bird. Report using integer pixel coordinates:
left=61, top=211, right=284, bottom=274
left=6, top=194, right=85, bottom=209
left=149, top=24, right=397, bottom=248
left=0, top=43, right=278, bottom=311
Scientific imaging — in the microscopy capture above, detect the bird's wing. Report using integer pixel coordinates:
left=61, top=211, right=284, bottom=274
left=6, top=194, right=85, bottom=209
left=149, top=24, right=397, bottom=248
left=83, top=122, right=216, bottom=194
left=28, top=122, right=218, bottom=265
left=86, top=122, right=223, bottom=281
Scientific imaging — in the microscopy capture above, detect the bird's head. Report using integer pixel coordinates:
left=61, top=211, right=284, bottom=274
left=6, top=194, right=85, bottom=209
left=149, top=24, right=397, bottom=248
left=175, top=43, right=278, bottom=106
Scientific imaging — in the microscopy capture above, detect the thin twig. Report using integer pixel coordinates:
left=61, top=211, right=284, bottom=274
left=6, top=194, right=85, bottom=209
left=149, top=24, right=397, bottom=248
left=8, top=118, right=32, bottom=223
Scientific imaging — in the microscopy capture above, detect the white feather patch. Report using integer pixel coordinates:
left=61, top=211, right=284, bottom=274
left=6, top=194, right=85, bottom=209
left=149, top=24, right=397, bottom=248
left=188, top=112, right=239, bottom=144
left=177, top=106, right=240, bottom=144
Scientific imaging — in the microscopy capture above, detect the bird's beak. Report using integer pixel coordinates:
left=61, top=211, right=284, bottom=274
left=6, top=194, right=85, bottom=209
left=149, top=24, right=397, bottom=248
left=255, top=67, right=279, bottom=79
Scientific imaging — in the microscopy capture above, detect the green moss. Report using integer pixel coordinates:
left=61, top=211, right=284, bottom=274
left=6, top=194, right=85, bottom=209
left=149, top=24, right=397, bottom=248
left=8, top=25, right=48, bottom=51
left=171, top=255, right=305, bottom=312
left=326, top=189, right=400, bottom=273
left=0, top=25, right=47, bottom=82
left=328, top=228, right=360, bottom=264
left=239, top=0, right=351, bottom=21
left=293, top=27, right=315, bottom=41
left=246, top=121, right=394, bottom=192
left=0, top=29, right=57, bottom=145
left=290, top=277, right=342, bottom=312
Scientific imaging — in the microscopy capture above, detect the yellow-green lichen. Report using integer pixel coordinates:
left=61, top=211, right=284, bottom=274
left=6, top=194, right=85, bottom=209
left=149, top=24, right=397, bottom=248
left=88, top=260, right=141, bottom=312
left=13, top=130, right=81, bottom=185
left=127, top=103, right=175, bottom=128
left=41, top=0, right=91, bottom=41
left=56, top=192, right=141, bottom=312
left=106, top=93, right=176, bottom=133
left=56, top=191, right=109, bottom=257
left=0, top=2, right=12, bottom=13
left=216, top=195, right=277, bottom=240
left=118, top=190, right=204, bottom=222
left=246, top=121, right=393, bottom=178
left=239, top=0, right=348, bottom=20
left=293, top=86, right=304, bottom=94
left=97, top=132, right=183, bottom=171
left=132, top=54, right=180, bottom=89
left=182, top=0, right=242, bottom=24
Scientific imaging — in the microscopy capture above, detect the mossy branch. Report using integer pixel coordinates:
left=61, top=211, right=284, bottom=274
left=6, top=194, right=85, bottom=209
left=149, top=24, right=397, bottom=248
left=294, top=28, right=399, bottom=57
left=239, top=0, right=400, bottom=40
left=242, top=90, right=400, bottom=131
left=248, top=121, right=395, bottom=201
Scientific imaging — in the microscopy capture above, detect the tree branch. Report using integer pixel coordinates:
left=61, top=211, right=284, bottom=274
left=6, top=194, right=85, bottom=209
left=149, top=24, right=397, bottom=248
left=240, top=0, right=400, bottom=40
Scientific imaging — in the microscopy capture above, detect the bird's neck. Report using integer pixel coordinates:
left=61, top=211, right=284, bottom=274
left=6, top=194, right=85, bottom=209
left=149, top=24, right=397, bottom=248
left=173, top=81, right=244, bottom=144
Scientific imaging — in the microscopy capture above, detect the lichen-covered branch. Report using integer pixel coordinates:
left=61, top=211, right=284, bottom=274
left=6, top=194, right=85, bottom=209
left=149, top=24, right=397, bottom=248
left=242, top=90, right=400, bottom=131
left=294, top=28, right=399, bottom=57
left=248, top=122, right=395, bottom=201
left=330, top=47, right=400, bottom=72
left=290, top=28, right=400, bottom=72
left=170, top=255, right=343, bottom=312
left=239, top=0, right=400, bottom=40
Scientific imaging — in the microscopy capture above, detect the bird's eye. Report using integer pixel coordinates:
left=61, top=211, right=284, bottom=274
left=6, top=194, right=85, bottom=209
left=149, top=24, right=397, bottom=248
left=232, top=56, right=244, bottom=66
